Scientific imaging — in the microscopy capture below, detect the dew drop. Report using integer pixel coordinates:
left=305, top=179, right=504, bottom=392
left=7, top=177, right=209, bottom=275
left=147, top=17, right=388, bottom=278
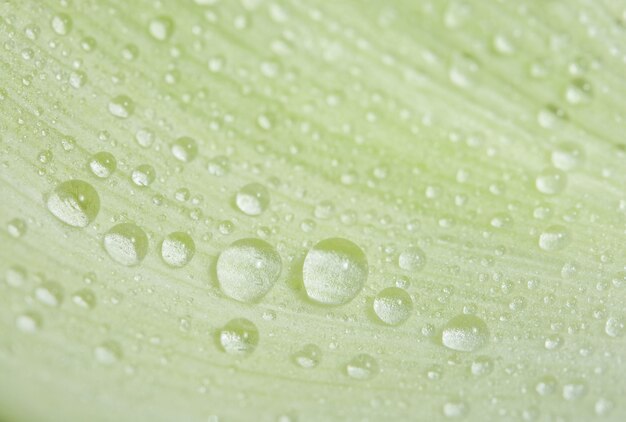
left=398, top=246, right=426, bottom=272
left=292, top=344, right=322, bottom=369
left=562, top=381, right=587, bottom=401
left=108, top=95, right=134, bottom=119
left=148, top=16, right=174, bottom=41
left=535, top=168, right=566, bottom=195
left=217, top=318, right=259, bottom=356
left=94, top=341, right=123, bottom=365
left=35, top=281, right=64, bottom=307
left=345, top=354, right=378, bottom=380
left=47, top=180, right=100, bottom=227
left=135, top=128, right=155, bottom=148
left=235, top=183, right=270, bottom=216
left=103, top=223, right=148, bottom=266
left=72, top=288, right=97, bottom=309
left=442, top=399, right=468, bottom=418
left=16, top=311, right=42, bottom=333
left=6, top=265, right=27, bottom=287
left=551, top=143, right=585, bottom=171
left=160, top=232, right=195, bottom=268
left=535, top=375, right=557, bottom=396
left=51, top=13, right=72, bottom=35
left=302, top=238, right=368, bottom=305
left=88, top=151, right=117, bottom=178
left=470, top=355, right=494, bottom=376
left=373, top=287, right=413, bottom=326
left=171, top=136, right=198, bottom=163
left=538, top=225, right=570, bottom=251
left=441, top=314, right=489, bottom=352
left=7, top=218, right=27, bottom=238
left=131, top=164, right=156, bottom=187
left=69, top=71, right=87, bottom=89
left=216, top=238, right=281, bottom=302
left=207, top=155, right=230, bottom=176
left=605, top=317, right=624, bottom=337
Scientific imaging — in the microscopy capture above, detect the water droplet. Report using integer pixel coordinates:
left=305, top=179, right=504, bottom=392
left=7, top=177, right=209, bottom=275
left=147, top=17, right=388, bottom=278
left=148, top=16, right=174, bottom=41
left=216, top=238, right=281, bottom=302
left=398, top=246, right=426, bottom=272
left=171, top=136, right=198, bottom=162
left=108, top=95, right=134, bottom=119
left=345, top=354, right=378, bottom=380
left=35, top=281, right=64, bottom=307
left=565, top=78, right=593, bottom=105
left=605, top=317, right=624, bottom=337
left=7, top=218, right=27, bottom=238
left=442, top=399, right=468, bottom=418
left=207, top=155, right=230, bottom=176
left=302, top=238, right=368, bottom=305
left=470, top=355, right=494, bottom=376
left=562, top=381, right=587, bottom=401
left=95, top=341, right=123, bottom=365
left=72, top=288, right=97, bottom=309
left=538, top=225, right=570, bottom=251
left=551, top=143, right=585, bottom=171
left=595, top=398, right=614, bottom=416
left=292, top=344, right=322, bottom=369
left=51, top=13, right=72, bottom=35
left=160, top=232, right=195, bottom=268
left=535, top=168, right=566, bottom=195
left=47, top=180, right=100, bottom=227
left=6, top=265, right=27, bottom=287
left=544, top=334, right=563, bottom=350
left=372, top=287, right=413, bottom=326
left=135, top=128, right=155, bottom=148
left=535, top=375, right=557, bottom=396
left=69, top=71, right=87, bottom=89
left=235, top=183, right=270, bottom=216
left=131, top=164, right=156, bottom=187
left=217, top=318, right=259, bottom=356
left=441, top=314, right=489, bottom=352
left=15, top=311, right=42, bottom=333
left=103, top=223, right=148, bottom=266
left=88, top=151, right=117, bottom=178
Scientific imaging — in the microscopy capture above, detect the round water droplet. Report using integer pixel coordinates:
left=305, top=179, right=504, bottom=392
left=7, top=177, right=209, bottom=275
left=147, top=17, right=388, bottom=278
left=148, top=16, right=174, bottom=41
left=51, top=13, right=72, bottom=35
left=72, top=288, right=96, bottom=309
left=605, top=317, right=624, bottom=337
left=235, top=183, right=270, bottom=216
left=538, top=225, right=570, bottom=251
left=595, top=398, right=614, bottom=416
left=35, top=281, right=64, bottom=307
left=135, top=128, right=155, bottom=148
left=292, top=344, right=322, bottom=369
left=562, top=381, right=587, bottom=401
left=69, top=71, right=87, bottom=89
left=345, top=354, right=378, bottom=380
left=398, top=246, right=426, bottom=271
left=216, top=238, right=281, bottom=302
left=103, top=223, right=148, bottom=266
left=373, top=287, right=413, bottom=325
left=171, top=136, right=198, bottom=162
left=131, top=164, right=156, bottom=187
left=160, top=232, right=195, bottom=268
left=7, top=218, right=27, bottom=238
left=108, top=95, right=134, bottom=119
left=302, top=238, right=368, bottom=305
left=535, top=375, right=557, bottom=396
left=88, top=151, right=117, bottom=178
left=47, top=180, right=100, bottom=227
left=443, top=399, right=468, bottom=418
left=217, top=318, right=259, bottom=356
left=551, top=143, right=585, bottom=171
left=470, top=355, right=493, bottom=376
left=441, top=314, right=489, bottom=352
left=565, top=78, right=593, bottom=105
left=16, top=311, right=42, bottom=333
left=95, top=340, right=123, bottom=365
left=207, top=155, right=230, bottom=176
left=535, top=168, right=566, bottom=195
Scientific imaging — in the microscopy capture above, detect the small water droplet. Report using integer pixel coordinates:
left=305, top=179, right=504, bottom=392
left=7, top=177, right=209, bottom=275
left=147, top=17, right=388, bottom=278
left=216, top=238, right=281, bottom=302
left=470, top=356, right=493, bottom=376
left=7, top=218, right=27, bottom=238
left=103, top=223, right=148, bottom=266
left=131, top=164, right=156, bottom=187
left=88, top=151, right=117, bottom=178
left=217, top=318, right=259, bottom=356
left=160, top=232, right=195, bottom=268
left=15, top=311, right=42, bottom=333
left=372, top=287, right=413, bottom=326
left=535, top=168, right=566, bottom=195
left=302, top=238, right=368, bottom=305
left=51, top=13, right=72, bottom=35
left=95, top=340, right=123, bottom=365
left=149, top=16, right=174, bottom=41
left=207, top=156, right=230, bottom=176
left=398, top=246, right=426, bottom=272
left=6, top=265, right=27, bottom=287
left=292, top=344, right=322, bottom=369
left=72, top=288, right=97, bottom=309
left=441, top=314, right=489, bottom=352
left=605, top=317, right=624, bottom=337
left=108, top=95, right=134, bottom=119
left=35, top=281, right=64, bottom=307
left=562, top=381, right=587, bottom=401
left=47, top=180, right=100, bottom=227
left=345, top=354, right=378, bottom=380
left=551, top=143, right=585, bottom=171
left=171, top=136, right=198, bottom=162
left=535, top=375, right=557, bottom=396
left=235, top=183, right=270, bottom=216
left=442, top=399, right=468, bottom=418
left=538, top=225, right=570, bottom=251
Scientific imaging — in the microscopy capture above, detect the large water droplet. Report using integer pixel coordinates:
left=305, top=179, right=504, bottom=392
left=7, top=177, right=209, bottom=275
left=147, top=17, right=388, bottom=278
left=398, top=246, right=426, bottom=271
left=605, top=317, right=624, bottom=337
left=88, top=151, right=117, bottom=178
left=235, top=183, right=270, bottom=216
left=345, top=354, right=378, bottom=380
left=171, top=136, right=198, bottom=163
left=103, top=223, right=148, bottom=266
left=160, top=232, right=195, bottom=268
left=216, top=238, right=281, bottom=302
left=302, top=238, right=368, bottom=305
left=217, top=318, right=259, bottom=356
left=373, top=287, right=413, bottom=325
left=47, top=180, right=100, bottom=227
left=131, top=164, right=156, bottom=187
left=441, top=314, right=489, bottom=352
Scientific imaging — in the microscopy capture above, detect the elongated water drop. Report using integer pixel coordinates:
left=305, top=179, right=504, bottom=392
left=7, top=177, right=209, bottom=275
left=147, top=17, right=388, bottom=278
left=345, top=354, right=378, bottom=380
left=292, top=344, right=322, bottom=369
left=108, top=95, right=134, bottom=119
left=441, top=314, right=489, bottom=352
left=47, top=180, right=100, bottom=227
left=235, top=183, right=270, bottom=216
left=302, top=238, right=368, bottom=305
left=216, top=238, right=281, bottom=302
